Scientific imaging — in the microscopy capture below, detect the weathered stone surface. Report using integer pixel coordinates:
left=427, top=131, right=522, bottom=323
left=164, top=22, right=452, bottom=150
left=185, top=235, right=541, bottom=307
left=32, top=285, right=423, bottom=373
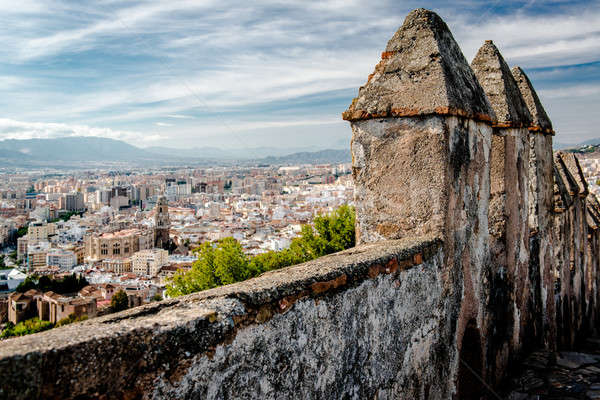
left=512, top=66, right=554, bottom=134
left=472, top=41, right=532, bottom=374
left=351, top=115, right=490, bottom=245
left=343, top=8, right=495, bottom=123
left=557, top=352, right=600, bottom=369
left=153, top=248, right=447, bottom=400
left=556, top=152, right=581, bottom=196
left=471, top=40, right=532, bottom=127
left=0, top=237, right=444, bottom=400
left=561, top=152, right=589, bottom=197
left=528, top=132, right=555, bottom=349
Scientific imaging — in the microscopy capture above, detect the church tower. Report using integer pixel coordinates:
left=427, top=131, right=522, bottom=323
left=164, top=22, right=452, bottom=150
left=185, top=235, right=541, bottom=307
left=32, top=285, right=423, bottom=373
left=154, top=195, right=170, bottom=250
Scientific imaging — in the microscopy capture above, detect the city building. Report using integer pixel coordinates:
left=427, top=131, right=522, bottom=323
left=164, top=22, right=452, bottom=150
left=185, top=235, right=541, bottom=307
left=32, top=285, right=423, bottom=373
left=46, top=248, right=77, bottom=270
left=131, top=249, right=168, bottom=276
left=154, top=195, right=170, bottom=250
left=28, top=220, right=55, bottom=241
left=59, top=192, right=85, bottom=212
left=85, top=228, right=153, bottom=261
left=101, top=258, right=132, bottom=274
left=0, top=269, right=27, bottom=292
left=27, top=242, right=51, bottom=271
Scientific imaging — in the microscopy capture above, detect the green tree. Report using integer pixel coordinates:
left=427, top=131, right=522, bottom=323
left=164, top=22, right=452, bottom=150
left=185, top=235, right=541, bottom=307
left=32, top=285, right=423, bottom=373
left=0, top=318, right=53, bottom=338
left=16, top=226, right=28, bottom=238
left=16, top=273, right=88, bottom=294
left=152, top=293, right=163, bottom=302
left=56, top=313, right=88, bottom=327
left=111, top=290, right=129, bottom=312
left=166, top=237, right=250, bottom=297
left=16, top=276, right=37, bottom=293
left=0, top=255, right=6, bottom=269
left=37, top=275, right=53, bottom=292
left=167, top=205, right=356, bottom=297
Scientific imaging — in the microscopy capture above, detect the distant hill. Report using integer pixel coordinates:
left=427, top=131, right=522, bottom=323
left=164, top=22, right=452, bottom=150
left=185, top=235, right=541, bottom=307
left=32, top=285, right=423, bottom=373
left=143, top=145, right=323, bottom=159
left=554, top=138, right=600, bottom=150
left=0, top=137, right=154, bottom=162
left=0, top=137, right=350, bottom=168
left=257, top=149, right=351, bottom=165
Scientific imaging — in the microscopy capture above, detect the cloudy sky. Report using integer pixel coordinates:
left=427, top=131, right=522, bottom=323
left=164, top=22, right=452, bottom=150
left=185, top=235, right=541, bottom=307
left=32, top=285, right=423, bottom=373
left=0, top=0, right=598, bottom=150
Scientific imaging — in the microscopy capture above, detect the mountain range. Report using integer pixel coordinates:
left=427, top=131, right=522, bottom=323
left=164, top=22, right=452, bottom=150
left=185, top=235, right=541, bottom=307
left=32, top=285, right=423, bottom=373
left=0, top=137, right=350, bottom=168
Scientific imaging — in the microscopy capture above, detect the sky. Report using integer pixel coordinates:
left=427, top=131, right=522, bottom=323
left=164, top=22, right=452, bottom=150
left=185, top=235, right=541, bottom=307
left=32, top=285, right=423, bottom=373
left=0, top=0, right=598, bottom=150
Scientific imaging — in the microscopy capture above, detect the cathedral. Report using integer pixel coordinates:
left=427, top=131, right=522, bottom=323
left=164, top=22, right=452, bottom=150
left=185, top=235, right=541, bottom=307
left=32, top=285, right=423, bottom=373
left=153, top=195, right=170, bottom=250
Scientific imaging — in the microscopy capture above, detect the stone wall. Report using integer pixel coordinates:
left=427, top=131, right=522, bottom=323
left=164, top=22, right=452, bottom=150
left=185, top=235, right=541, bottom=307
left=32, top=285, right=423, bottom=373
left=0, top=238, right=448, bottom=400
left=0, top=8, right=599, bottom=400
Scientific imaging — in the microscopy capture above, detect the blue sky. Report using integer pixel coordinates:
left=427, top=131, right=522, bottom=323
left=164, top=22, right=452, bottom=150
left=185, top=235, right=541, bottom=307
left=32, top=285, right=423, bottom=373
left=0, top=0, right=598, bottom=149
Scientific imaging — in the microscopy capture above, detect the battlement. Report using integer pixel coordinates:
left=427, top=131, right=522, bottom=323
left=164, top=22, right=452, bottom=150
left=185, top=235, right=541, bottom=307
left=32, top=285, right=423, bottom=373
left=0, top=237, right=444, bottom=399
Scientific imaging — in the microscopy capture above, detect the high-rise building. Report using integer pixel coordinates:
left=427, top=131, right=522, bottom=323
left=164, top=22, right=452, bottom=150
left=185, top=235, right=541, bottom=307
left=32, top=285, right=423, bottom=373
left=154, top=195, right=170, bottom=250
left=60, top=192, right=85, bottom=212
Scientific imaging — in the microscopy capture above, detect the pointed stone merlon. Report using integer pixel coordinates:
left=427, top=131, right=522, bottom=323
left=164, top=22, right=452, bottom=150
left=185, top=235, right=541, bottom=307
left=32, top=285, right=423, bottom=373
left=511, top=67, right=554, bottom=135
left=471, top=40, right=531, bottom=237
left=512, top=66, right=554, bottom=234
left=345, top=9, right=495, bottom=244
left=512, top=65, right=556, bottom=347
left=343, top=8, right=496, bottom=124
left=471, top=40, right=532, bottom=359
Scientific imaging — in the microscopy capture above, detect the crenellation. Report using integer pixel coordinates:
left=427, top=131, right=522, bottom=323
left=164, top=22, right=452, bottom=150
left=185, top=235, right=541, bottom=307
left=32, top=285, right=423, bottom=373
left=471, top=40, right=533, bottom=381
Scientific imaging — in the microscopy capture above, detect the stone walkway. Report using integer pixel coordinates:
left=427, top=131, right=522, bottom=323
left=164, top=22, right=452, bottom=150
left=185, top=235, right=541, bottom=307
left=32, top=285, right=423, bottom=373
left=506, top=338, right=600, bottom=399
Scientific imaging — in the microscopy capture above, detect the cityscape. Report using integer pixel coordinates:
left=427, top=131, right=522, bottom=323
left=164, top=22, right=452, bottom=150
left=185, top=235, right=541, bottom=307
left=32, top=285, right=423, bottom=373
left=0, top=162, right=352, bottom=331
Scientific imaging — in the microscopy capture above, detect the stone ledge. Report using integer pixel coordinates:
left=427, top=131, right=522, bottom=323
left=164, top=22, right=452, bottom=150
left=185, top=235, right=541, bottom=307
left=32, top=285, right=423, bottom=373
left=0, top=235, right=442, bottom=400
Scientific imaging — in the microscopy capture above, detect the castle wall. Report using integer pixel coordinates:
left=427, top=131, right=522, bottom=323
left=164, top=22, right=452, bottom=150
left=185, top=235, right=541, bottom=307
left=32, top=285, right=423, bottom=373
left=0, top=238, right=454, bottom=400
left=485, top=126, right=531, bottom=385
left=529, top=133, right=556, bottom=348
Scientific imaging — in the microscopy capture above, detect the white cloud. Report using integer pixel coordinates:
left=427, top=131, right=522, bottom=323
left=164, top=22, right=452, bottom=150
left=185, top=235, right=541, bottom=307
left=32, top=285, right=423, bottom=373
left=167, top=114, right=195, bottom=119
left=539, top=84, right=600, bottom=99
left=0, top=118, right=163, bottom=144
left=0, top=1, right=598, bottom=146
left=450, top=9, right=600, bottom=68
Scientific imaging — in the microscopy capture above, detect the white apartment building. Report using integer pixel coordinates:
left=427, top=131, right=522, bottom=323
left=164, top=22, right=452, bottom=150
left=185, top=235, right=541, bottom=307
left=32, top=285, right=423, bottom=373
left=131, top=248, right=169, bottom=276
left=46, top=248, right=77, bottom=270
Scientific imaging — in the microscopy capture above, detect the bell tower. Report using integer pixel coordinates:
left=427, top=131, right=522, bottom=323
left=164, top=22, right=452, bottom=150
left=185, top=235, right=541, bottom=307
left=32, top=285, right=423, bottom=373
left=154, top=195, right=170, bottom=250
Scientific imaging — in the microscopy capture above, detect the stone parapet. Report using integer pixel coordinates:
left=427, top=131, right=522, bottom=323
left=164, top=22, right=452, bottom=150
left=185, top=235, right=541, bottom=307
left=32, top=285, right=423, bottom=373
left=0, top=237, right=444, bottom=400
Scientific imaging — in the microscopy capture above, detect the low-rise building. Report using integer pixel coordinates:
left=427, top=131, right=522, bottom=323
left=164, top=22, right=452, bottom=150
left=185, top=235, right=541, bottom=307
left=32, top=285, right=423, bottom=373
left=8, top=289, right=98, bottom=325
left=7, top=289, right=38, bottom=324
left=101, top=258, right=132, bottom=274
left=0, top=269, right=26, bottom=292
